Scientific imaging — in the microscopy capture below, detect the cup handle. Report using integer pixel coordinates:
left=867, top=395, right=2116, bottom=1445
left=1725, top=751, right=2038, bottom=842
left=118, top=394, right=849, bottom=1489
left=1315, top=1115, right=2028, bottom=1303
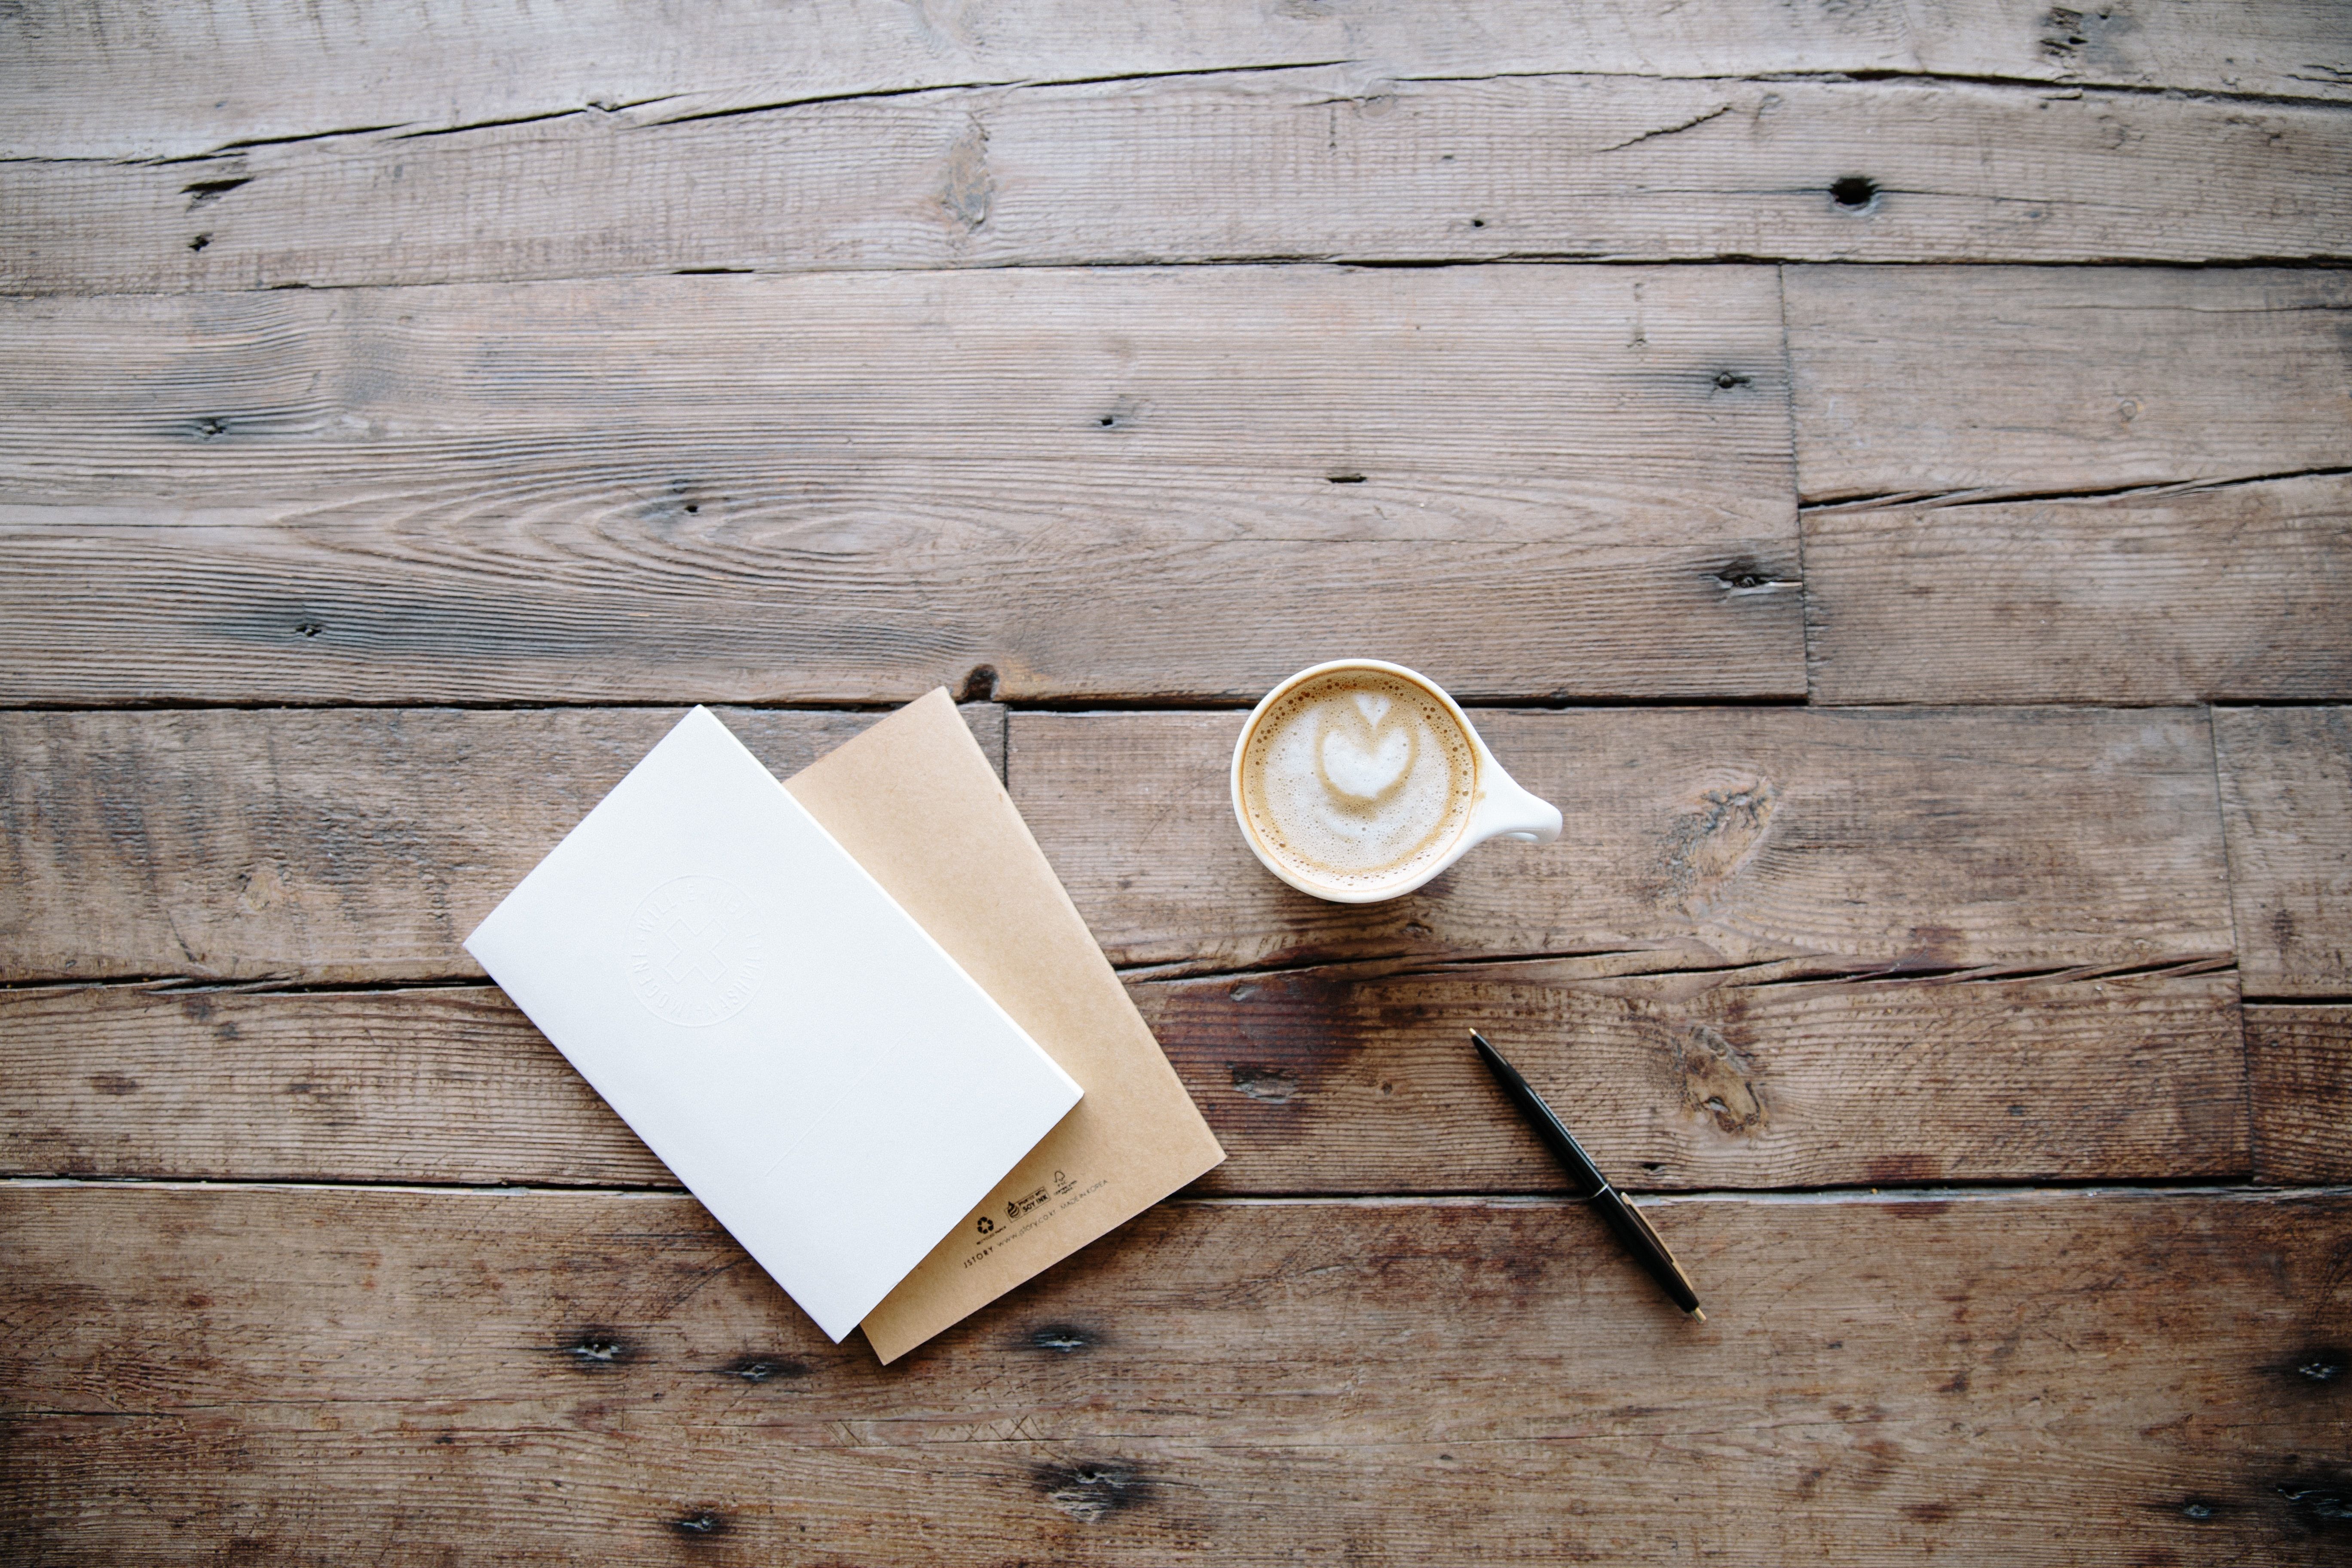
left=1474, top=761, right=1563, bottom=845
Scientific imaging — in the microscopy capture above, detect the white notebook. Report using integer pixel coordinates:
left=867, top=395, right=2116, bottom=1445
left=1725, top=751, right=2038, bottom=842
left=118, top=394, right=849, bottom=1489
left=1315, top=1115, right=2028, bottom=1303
left=464, top=706, right=1082, bottom=1342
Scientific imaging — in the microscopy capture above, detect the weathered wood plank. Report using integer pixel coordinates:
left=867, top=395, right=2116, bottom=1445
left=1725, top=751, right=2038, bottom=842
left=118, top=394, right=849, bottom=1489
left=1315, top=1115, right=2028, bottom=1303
left=0, top=986, right=665, bottom=1188
left=2216, top=707, right=2352, bottom=997
left=0, top=706, right=2231, bottom=985
left=0, top=706, right=1001, bottom=985
left=2249, top=1004, right=2352, bottom=1184
left=1011, top=706, right=2234, bottom=976
left=1, top=1183, right=2343, bottom=1564
left=9, top=0, right=2346, bottom=162
left=1146, top=960, right=2249, bottom=1190
left=1786, top=267, right=2352, bottom=502
left=8, top=74, right=2348, bottom=291
left=0, top=0, right=1905, bottom=159
left=1803, top=472, right=2352, bottom=704
left=0, top=965, right=2248, bottom=1190
left=0, top=266, right=1800, bottom=705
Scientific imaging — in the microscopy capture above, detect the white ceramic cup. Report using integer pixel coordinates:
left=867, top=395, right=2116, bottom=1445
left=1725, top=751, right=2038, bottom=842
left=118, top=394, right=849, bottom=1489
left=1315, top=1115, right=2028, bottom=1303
left=1231, top=658, right=1562, bottom=903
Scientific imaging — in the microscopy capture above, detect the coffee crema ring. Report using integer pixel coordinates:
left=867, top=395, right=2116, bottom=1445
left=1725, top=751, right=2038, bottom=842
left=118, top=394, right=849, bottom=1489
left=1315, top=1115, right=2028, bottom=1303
left=1240, top=671, right=1475, bottom=890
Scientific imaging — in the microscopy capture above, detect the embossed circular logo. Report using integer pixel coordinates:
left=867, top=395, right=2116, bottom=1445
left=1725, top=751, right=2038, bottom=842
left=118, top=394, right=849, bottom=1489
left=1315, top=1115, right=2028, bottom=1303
left=626, top=876, right=767, bottom=1027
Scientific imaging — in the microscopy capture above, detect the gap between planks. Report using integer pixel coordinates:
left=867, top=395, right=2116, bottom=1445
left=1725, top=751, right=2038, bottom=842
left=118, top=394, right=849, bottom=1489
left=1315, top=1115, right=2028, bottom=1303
left=0, top=1175, right=2334, bottom=1201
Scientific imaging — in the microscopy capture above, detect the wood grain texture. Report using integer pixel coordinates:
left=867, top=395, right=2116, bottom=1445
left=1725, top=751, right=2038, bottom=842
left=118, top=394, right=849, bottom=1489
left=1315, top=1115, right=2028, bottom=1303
left=1146, top=959, right=2249, bottom=1190
left=8, top=5, right=2347, bottom=1562
left=0, top=705, right=1002, bottom=985
left=0, top=706, right=2231, bottom=985
left=1803, top=471, right=2352, bottom=704
left=9, top=0, right=2346, bottom=160
left=2248, top=1004, right=2352, bottom=1184
left=0, top=266, right=1801, bottom=705
left=1010, top=707, right=2234, bottom=977
left=2, top=1183, right=2345, bottom=1564
left=0, top=985, right=668, bottom=1188
left=9, top=74, right=2349, bottom=292
left=2217, top=707, right=2352, bottom=997
left=0, top=964, right=2247, bottom=1190
left=1786, top=266, right=2352, bottom=502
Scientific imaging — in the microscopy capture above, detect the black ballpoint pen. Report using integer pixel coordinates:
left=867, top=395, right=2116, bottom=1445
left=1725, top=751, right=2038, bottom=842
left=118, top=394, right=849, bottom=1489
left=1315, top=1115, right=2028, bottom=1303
left=1470, top=1031, right=1705, bottom=1320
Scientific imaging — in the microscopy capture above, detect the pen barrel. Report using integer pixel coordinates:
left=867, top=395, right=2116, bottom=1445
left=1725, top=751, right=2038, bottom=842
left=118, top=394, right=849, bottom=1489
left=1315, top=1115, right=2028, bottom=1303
left=1470, top=1032, right=1701, bottom=1316
left=1593, top=1192, right=1702, bottom=1315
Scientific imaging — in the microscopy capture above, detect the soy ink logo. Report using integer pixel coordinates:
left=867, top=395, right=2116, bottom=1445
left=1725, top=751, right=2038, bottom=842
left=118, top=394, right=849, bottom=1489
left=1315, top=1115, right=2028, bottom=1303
left=627, top=876, right=767, bottom=1027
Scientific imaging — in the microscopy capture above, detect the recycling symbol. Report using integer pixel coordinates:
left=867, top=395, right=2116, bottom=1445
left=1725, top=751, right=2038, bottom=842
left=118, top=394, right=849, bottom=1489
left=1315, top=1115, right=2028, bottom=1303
left=976, top=1215, right=995, bottom=1236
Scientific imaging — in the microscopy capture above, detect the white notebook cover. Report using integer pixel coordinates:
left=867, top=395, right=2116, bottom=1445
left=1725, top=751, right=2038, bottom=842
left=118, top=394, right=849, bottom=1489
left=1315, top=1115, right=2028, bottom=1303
left=463, top=706, right=1082, bottom=1342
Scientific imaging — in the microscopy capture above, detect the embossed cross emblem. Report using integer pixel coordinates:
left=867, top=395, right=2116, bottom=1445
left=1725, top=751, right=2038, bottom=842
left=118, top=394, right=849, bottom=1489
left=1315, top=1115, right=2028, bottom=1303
left=657, top=911, right=729, bottom=988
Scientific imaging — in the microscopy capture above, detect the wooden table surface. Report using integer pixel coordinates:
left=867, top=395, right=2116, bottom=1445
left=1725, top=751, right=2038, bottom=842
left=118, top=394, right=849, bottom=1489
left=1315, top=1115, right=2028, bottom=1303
left=4, top=3, right=2350, bottom=1562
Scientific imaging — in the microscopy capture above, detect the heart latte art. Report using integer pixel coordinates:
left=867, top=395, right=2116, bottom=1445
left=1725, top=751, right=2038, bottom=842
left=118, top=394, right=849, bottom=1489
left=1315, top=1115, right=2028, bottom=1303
left=1240, top=671, right=1476, bottom=890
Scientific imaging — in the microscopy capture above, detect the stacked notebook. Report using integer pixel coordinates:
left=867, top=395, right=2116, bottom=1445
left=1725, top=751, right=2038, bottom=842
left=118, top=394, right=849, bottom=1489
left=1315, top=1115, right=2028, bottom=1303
left=466, top=692, right=1223, bottom=1361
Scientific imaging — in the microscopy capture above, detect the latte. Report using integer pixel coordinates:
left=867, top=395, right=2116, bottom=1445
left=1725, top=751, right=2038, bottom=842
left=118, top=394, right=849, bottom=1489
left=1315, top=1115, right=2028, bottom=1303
left=1238, top=668, right=1476, bottom=891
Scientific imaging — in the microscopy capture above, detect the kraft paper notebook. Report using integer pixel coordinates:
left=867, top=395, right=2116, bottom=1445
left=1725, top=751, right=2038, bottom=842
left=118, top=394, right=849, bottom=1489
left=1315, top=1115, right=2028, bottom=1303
left=463, top=706, right=1082, bottom=1344
left=785, top=689, right=1227, bottom=1363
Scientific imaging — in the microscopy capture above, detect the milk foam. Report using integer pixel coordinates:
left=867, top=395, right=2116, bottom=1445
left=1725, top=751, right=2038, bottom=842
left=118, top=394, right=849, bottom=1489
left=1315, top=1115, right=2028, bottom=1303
left=1240, top=671, right=1475, bottom=889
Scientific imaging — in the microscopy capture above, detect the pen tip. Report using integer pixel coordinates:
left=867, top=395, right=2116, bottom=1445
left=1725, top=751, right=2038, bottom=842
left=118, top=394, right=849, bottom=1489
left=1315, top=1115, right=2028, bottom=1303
left=1690, top=1308, right=1706, bottom=1323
